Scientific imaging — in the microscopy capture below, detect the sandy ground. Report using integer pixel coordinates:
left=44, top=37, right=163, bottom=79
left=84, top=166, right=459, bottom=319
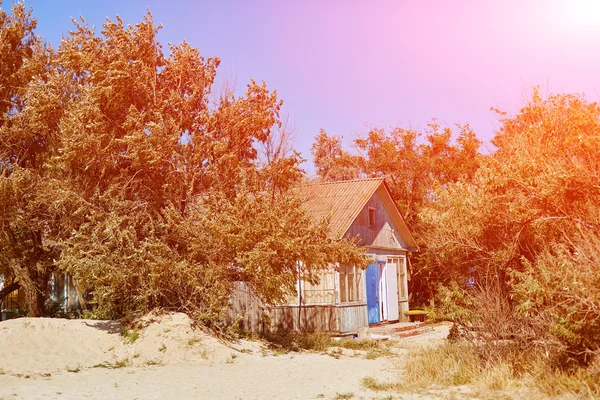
left=0, top=313, right=452, bottom=400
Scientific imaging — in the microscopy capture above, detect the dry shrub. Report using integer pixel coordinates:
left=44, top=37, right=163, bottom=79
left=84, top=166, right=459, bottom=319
left=447, top=279, right=550, bottom=366
left=524, top=358, right=600, bottom=398
left=400, top=342, right=600, bottom=398
left=401, top=342, right=482, bottom=387
left=260, top=330, right=333, bottom=353
left=259, top=331, right=392, bottom=356
left=428, top=270, right=600, bottom=398
left=361, top=376, right=400, bottom=392
left=337, top=338, right=381, bottom=351
left=513, top=229, right=600, bottom=366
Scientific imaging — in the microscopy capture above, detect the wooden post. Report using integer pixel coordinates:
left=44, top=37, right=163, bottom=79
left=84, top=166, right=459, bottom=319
left=297, top=263, right=302, bottom=332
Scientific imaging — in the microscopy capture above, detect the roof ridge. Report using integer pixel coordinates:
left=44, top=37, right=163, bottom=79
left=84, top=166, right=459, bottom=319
left=297, top=177, right=384, bottom=187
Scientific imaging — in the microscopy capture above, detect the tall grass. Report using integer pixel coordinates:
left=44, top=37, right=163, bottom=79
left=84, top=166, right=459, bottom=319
left=259, top=330, right=391, bottom=355
left=395, top=342, right=600, bottom=398
left=402, top=342, right=482, bottom=387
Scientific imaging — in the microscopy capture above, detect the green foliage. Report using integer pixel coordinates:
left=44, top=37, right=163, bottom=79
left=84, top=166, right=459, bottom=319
left=121, top=325, right=141, bottom=344
left=311, top=122, right=483, bottom=305
left=333, top=392, right=354, bottom=400
left=312, top=123, right=482, bottom=230
left=512, top=233, right=600, bottom=364
left=396, top=341, right=600, bottom=398
left=426, top=283, right=473, bottom=323
left=43, top=296, right=69, bottom=319
left=79, top=308, right=113, bottom=321
left=0, top=1, right=58, bottom=316
left=423, top=89, right=600, bottom=365
left=310, top=129, right=363, bottom=181
left=361, top=376, right=399, bottom=392
left=0, top=1, right=39, bottom=119
left=0, top=5, right=366, bottom=325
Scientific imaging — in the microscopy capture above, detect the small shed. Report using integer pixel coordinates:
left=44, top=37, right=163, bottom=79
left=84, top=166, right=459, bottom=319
left=232, top=178, right=418, bottom=335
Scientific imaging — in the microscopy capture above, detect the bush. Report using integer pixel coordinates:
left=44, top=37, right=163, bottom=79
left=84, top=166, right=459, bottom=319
left=513, top=231, right=600, bottom=366
left=261, top=330, right=333, bottom=353
left=399, top=342, right=600, bottom=397
left=428, top=269, right=600, bottom=397
left=427, top=282, right=474, bottom=323
left=121, top=324, right=141, bottom=344
left=43, top=296, right=70, bottom=319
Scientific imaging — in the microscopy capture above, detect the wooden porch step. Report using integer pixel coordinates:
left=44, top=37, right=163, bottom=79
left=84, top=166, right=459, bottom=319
left=392, top=326, right=434, bottom=339
left=390, top=322, right=425, bottom=333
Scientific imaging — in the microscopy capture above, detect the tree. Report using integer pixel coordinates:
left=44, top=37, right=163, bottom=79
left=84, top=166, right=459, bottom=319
left=311, top=122, right=483, bottom=304
left=424, top=90, right=600, bottom=283
left=0, top=0, right=37, bottom=119
left=0, top=7, right=366, bottom=322
left=422, top=90, right=600, bottom=362
left=310, top=129, right=362, bottom=181
left=0, top=1, right=58, bottom=316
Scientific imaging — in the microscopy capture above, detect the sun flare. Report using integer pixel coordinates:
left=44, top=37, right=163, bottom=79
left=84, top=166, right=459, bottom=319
left=563, top=0, right=600, bottom=29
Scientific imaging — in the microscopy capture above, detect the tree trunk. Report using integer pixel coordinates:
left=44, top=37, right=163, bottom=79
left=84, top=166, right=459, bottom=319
left=20, top=269, right=51, bottom=317
left=76, top=286, right=88, bottom=311
left=429, top=286, right=435, bottom=309
left=24, top=285, right=45, bottom=317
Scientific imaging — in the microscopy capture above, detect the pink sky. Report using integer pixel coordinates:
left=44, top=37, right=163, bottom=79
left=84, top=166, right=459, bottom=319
left=23, top=0, right=600, bottom=173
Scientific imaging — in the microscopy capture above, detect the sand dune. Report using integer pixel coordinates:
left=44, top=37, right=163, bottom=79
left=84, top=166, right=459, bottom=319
left=0, top=312, right=244, bottom=375
left=0, top=313, right=451, bottom=399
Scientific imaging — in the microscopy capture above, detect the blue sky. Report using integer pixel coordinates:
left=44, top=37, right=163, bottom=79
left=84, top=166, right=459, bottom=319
left=20, top=0, right=600, bottom=174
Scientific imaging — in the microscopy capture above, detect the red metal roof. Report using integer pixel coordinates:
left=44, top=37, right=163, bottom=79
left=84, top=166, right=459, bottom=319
left=295, top=178, right=385, bottom=239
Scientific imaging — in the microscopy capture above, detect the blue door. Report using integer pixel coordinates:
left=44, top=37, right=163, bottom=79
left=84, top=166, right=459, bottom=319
left=366, top=262, right=380, bottom=325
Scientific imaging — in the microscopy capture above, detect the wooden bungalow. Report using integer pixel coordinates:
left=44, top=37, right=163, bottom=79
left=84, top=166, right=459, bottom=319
left=2, top=178, right=417, bottom=333
left=232, top=177, right=419, bottom=335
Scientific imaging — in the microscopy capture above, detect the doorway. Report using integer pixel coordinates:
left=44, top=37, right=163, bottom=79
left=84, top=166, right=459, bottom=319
left=366, top=260, right=400, bottom=325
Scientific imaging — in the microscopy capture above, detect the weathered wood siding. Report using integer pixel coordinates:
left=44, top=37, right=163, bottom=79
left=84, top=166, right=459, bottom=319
left=338, top=303, right=369, bottom=334
left=266, top=304, right=368, bottom=334
left=228, top=281, right=265, bottom=333
left=268, top=305, right=339, bottom=332
left=345, top=190, right=406, bottom=250
left=303, top=269, right=337, bottom=304
left=228, top=181, right=416, bottom=330
left=344, top=188, right=413, bottom=323
left=229, top=282, right=368, bottom=334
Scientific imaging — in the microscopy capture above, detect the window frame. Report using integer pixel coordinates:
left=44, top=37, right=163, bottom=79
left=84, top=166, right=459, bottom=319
left=388, top=256, right=408, bottom=301
left=368, top=207, right=376, bottom=228
left=2, top=288, right=24, bottom=310
left=339, top=265, right=362, bottom=303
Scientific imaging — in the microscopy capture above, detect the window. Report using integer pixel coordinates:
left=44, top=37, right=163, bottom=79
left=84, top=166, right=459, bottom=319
left=339, top=272, right=347, bottom=302
left=368, top=207, right=376, bottom=228
left=302, top=269, right=337, bottom=304
left=2, top=288, right=24, bottom=310
left=339, top=265, right=362, bottom=303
